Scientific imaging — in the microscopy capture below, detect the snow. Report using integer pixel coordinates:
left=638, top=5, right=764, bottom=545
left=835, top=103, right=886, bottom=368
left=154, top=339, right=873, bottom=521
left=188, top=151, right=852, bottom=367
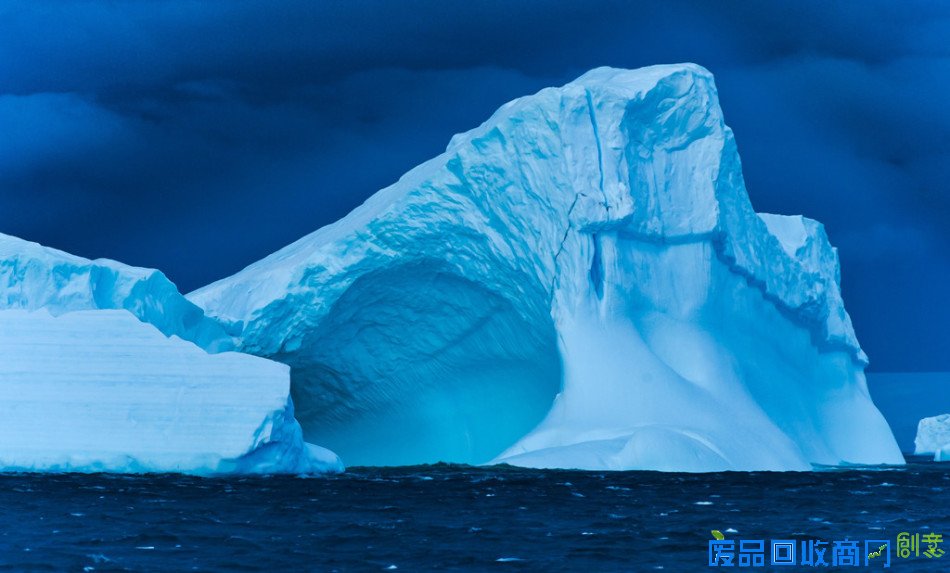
left=0, top=235, right=342, bottom=475
left=187, top=63, right=902, bottom=471
left=915, top=414, right=950, bottom=461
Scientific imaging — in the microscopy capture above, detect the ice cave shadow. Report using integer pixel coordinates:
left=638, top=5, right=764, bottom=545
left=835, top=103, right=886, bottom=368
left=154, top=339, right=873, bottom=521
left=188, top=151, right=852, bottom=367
left=279, top=260, right=563, bottom=467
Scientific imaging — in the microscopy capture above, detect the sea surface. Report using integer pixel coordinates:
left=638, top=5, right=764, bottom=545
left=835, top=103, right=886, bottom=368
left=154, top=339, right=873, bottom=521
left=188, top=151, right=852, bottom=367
left=0, top=458, right=947, bottom=572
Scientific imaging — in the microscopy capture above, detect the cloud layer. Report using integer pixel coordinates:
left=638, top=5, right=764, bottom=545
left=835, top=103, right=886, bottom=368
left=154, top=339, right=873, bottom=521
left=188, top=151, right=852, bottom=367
left=1, top=1, right=948, bottom=371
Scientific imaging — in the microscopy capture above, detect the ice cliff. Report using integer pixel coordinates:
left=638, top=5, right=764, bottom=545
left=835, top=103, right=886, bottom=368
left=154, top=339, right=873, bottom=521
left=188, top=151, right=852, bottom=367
left=186, top=63, right=903, bottom=471
left=915, top=414, right=950, bottom=462
left=0, top=233, right=342, bottom=474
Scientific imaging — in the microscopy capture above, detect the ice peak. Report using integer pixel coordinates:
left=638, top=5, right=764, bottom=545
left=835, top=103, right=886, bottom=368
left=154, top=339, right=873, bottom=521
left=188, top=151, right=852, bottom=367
left=569, top=62, right=713, bottom=89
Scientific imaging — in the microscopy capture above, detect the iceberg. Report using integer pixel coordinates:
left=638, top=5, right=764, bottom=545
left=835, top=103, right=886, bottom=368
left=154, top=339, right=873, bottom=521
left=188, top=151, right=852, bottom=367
left=914, top=414, right=950, bottom=462
left=188, top=63, right=903, bottom=471
left=0, top=233, right=342, bottom=474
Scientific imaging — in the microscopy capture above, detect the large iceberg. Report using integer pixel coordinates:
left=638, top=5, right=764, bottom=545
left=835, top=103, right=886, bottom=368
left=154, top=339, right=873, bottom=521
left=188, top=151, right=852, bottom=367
left=190, top=63, right=902, bottom=471
left=914, top=414, right=950, bottom=462
left=0, top=233, right=342, bottom=474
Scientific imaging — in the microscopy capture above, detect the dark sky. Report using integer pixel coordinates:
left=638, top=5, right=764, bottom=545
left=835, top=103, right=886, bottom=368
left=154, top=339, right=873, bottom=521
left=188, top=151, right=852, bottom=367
left=1, top=1, right=948, bottom=372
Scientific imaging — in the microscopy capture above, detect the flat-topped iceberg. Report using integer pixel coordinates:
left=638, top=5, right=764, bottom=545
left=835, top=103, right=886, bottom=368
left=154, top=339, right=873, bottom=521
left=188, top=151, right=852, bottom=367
left=0, top=233, right=342, bottom=475
left=190, top=64, right=902, bottom=471
left=915, top=414, right=950, bottom=462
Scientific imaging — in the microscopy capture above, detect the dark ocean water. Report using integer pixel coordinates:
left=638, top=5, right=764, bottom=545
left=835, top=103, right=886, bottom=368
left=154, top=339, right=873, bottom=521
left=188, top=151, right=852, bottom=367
left=0, top=458, right=947, bottom=572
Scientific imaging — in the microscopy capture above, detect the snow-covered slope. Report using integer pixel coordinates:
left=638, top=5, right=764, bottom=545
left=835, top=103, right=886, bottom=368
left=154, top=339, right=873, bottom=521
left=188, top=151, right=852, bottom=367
left=0, top=234, right=342, bottom=474
left=915, top=414, right=950, bottom=462
left=190, top=64, right=902, bottom=470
